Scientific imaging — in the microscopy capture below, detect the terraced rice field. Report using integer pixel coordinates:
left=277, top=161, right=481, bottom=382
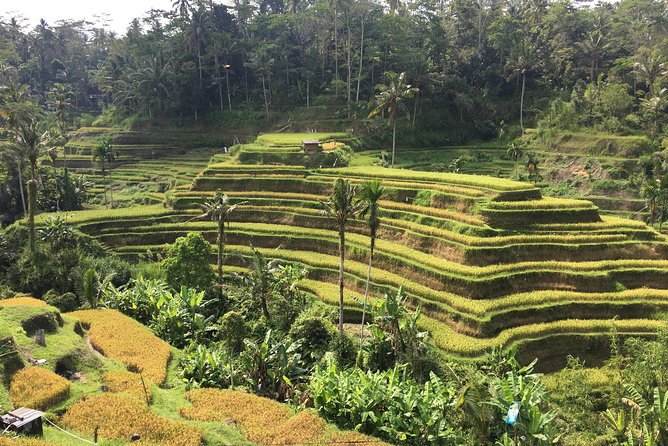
left=52, top=133, right=668, bottom=368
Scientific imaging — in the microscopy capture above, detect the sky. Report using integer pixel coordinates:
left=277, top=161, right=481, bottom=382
left=2, top=0, right=175, bottom=35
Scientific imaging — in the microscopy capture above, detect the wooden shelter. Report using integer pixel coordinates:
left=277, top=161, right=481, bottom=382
left=1, top=407, right=44, bottom=436
left=302, top=139, right=323, bottom=153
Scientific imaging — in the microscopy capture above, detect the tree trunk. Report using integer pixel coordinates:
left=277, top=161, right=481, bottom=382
left=226, top=68, right=232, bottom=111
left=391, top=117, right=397, bottom=167
left=346, top=16, right=352, bottom=116
left=218, top=219, right=224, bottom=301
left=334, top=6, right=339, bottom=98
left=53, top=163, right=59, bottom=212
left=356, top=13, right=365, bottom=103
left=27, top=179, right=37, bottom=255
left=17, top=160, right=26, bottom=216
left=306, top=79, right=310, bottom=107
left=216, top=54, right=224, bottom=111
left=520, top=69, right=526, bottom=134
left=338, top=228, right=345, bottom=335
left=261, top=75, right=270, bottom=122
left=109, top=167, right=114, bottom=208
left=359, top=236, right=375, bottom=351
left=412, top=91, right=418, bottom=127
left=197, top=41, right=203, bottom=88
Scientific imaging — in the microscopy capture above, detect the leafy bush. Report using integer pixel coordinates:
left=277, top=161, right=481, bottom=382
left=103, top=278, right=216, bottom=348
left=309, top=361, right=464, bottom=445
left=43, top=290, right=80, bottom=312
left=162, top=232, right=216, bottom=292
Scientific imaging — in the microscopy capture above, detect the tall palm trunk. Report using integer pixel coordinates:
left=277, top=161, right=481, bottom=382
left=346, top=17, right=352, bottom=116
left=52, top=162, right=59, bottom=212
left=334, top=6, right=339, bottom=98
left=109, top=168, right=114, bottom=208
left=17, top=160, right=26, bottom=215
left=261, top=75, right=269, bottom=122
left=217, top=219, right=225, bottom=300
left=215, top=54, right=224, bottom=111
left=359, top=235, right=375, bottom=349
left=355, top=13, right=365, bottom=103
left=391, top=117, right=397, bottom=167
left=520, top=69, right=526, bottom=134
left=338, top=227, right=345, bottom=334
left=27, top=179, right=37, bottom=255
left=226, top=68, right=232, bottom=111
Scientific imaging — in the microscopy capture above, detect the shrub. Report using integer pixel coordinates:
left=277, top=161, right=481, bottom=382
left=162, top=232, right=216, bottom=292
left=62, top=393, right=201, bottom=446
left=43, top=291, right=80, bottom=312
left=309, top=361, right=463, bottom=445
left=70, top=309, right=172, bottom=385
left=10, top=367, right=70, bottom=410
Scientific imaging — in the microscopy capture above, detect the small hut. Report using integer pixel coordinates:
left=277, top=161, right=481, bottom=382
left=1, top=407, right=44, bottom=436
left=302, top=139, right=323, bottom=153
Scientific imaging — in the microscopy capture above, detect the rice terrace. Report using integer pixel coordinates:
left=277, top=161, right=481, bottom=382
left=2, top=0, right=668, bottom=445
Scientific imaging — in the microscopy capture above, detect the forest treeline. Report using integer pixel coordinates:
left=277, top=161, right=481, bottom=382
left=0, top=0, right=667, bottom=138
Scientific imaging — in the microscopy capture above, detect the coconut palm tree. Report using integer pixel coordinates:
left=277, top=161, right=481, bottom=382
left=368, top=71, right=418, bottom=168
left=357, top=179, right=387, bottom=350
left=246, top=48, right=275, bottom=123
left=195, top=190, right=246, bottom=301
left=321, top=178, right=365, bottom=334
left=4, top=118, right=52, bottom=254
left=92, top=139, right=117, bottom=208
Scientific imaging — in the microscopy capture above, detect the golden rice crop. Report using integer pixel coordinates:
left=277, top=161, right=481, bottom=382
left=69, top=309, right=171, bottom=385
left=0, top=297, right=47, bottom=308
left=182, top=389, right=388, bottom=446
left=270, top=410, right=329, bottom=445
left=327, top=431, right=392, bottom=446
left=62, top=393, right=201, bottom=446
left=103, top=370, right=153, bottom=402
left=0, top=437, right=58, bottom=446
left=181, top=389, right=291, bottom=445
left=10, top=367, right=70, bottom=410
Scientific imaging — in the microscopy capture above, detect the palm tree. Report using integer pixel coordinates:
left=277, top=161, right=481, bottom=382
left=246, top=48, right=275, bottom=123
left=4, top=118, right=52, bottom=254
left=195, top=190, right=246, bottom=301
left=357, top=179, right=387, bottom=350
left=328, top=0, right=352, bottom=98
left=634, top=51, right=666, bottom=98
left=321, top=178, right=365, bottom=334
left=505, top=40, right=534, bottom=134
left=172, top=0, right=192, bottom=18
left=576, top=30, right=610, bottom=82
left=248, top=247, right=274, bottom=320
left=368, top=71, right=418, bottom=167
left=92, top=139, right=117, bottom=208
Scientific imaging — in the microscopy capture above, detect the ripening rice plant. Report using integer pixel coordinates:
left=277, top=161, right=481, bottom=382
left=0, top=297, right=47, bottom=308
left=102, top=370, right=153, bottom=402
left=10, top=367, right=70, bottom=410
left=326, top=431, right=392, bottom=446
left=0, top=437, right=59, bottom=446
left=181, top=389, right=291, bottom=445
left=181, top=389, right=391, bottom=446
left=69, top=309, right=171, bottom=385
left=62, top=393, right=201, bottom=446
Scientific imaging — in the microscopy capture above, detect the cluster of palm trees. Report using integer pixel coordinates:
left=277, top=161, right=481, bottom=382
left=199, top=178, right=387, bottom=347
left=0, top=84, right=57, bottom=254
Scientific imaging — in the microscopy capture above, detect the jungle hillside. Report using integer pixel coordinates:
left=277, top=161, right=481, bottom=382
left=2, top=0, right=668, bottom=445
